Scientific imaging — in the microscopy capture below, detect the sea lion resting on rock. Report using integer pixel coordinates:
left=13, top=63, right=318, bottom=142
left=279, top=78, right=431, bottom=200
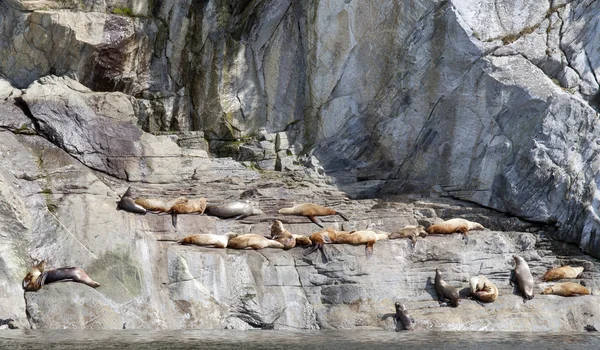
left=332, top=230, right=388, bottom=259
left=134, top=197, right=188, bottom=213
left=394, top=302, right=415, bottom=331
left=541, top=282, right=590, bottom=297
left=278, top=203, right=349, bottom=227
left=171, top=198, right=208, bottom=228
left=435, top=268, right=459, bottom=307
left=116, top=187, right=147, bottom=214
left=542, top=266, right=584, bottom=282
left=227, top=234, right=285, bottom=250
left=270, top=220, right=296, bottom=250
left=469, top=275, right=498, bottom=303
left=205, top=201, right=264, bottom=220
left=293, top=235, right=312, bottom=246
left=511, top=255, right=534, bottom=301
left=178, top=232, right=239, bottom=248
left=22, top=261, right=100, bottom=291
left=389, top=225, right=427, bottom=247
left=426, top=218, right=484, bottom=244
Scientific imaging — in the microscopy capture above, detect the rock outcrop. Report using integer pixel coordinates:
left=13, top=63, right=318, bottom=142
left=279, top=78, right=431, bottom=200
left=1, top=0, right=600, bottom=331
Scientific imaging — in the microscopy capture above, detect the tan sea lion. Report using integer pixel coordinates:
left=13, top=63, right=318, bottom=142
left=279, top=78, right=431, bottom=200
left=116, top=187, right=147, bottom=214
left=293, top=235, right=312, bottom=246
left=227, top=234, right=285, bottom=250
left=278, top=203, right=349, bottom=227
left=270, top=220, right=296, bottom=250
left=542, top=266, right=584, bottom=282
left=394, top=302, right=415, bottom=331
left=541, top=282, right=590, bottom=297
left=178, top=232, right=239, bottom=248
left=511, top=255, right=534, bottom=301
left=426, top=218, right=484, bottom=244
left=22, top=261, right=100, bottom=291
left=303, top=228, right=339, bottom=261
left=170, top=198, right=208, bottom=228
left=435, top=268, right=459, bottom=307
left=134, top=197, right=188, bottom=213
left=332, top=230, right=383, bottom=259
left=389, top=225, right=428, bottom=247
left=469, top=275, right=498, bottom=303
left=205, top=201, right=264, bottom=220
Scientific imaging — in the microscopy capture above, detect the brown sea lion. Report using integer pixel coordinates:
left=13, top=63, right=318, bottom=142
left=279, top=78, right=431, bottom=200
left=227, top=234, right=285, bottom=250
left=303, top=228, right=339, bottom=261
left=541, top=282, right=590, bottom=297
left=434, top=268, right=459, bottom=307
left=170, top=198, right=208, bottom=228
left=134, top=197, right=188, bottom=213
left=542, top=266, right=584, bottom=282
left=116, top=187, right=147, bottom=214
left=270, top=220, right=296, bottom=250
left=293, top=235, right=312, bottom=246
left=394, top=302, right=415, bottom=331
left=469, top=275, right=498, bottom=303
left=389, top=225, right=428, bottom=247
left=178, top=232, right=239, bottom=248
left=426, top=218, right=484, bottom=244
left=278, top=203, right=349, bottom=227
left=205, top=201, right=264, bottom=220
left=22, top=261, right=100, bottom=291
left=511, top=255, right=534, bottom=301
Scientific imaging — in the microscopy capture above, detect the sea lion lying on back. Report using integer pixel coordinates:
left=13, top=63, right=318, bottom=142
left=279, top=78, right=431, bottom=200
left=389, top=225, right=428, bottom=247
left=542, top=266, right=584, bottom=282
left=278, top=203, right=349, bottom=227
left=469, top=275, right=498, bottom=303
left=205, top=201, right=263, bottom=220
left=23, top=261, right=100, bottom=291
left=227, top=234, right=285, bottom=250
left=178, top=232, right=238, bottom=248
left=541, top=282, right=590, bottom=297
left=426, top=218, right=484, bottom=244
left=270, top=220, right=296, bottom=250
left=434, top=268, right=459, bottom=307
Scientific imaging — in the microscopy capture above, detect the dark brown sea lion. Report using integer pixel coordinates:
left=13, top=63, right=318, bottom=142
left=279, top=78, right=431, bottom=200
left=227, top=234, right=285, bottom=250
left=542, top=266, right=584, bottom=282
left=270, top=220, right=296, bottom=250
left=394, top=302, right=415, bottom=331
left=434, top=268, right=459, bottom=307
left=116, top=187, right=146, bottom=214
left=205, top=201, right=264, bottom=220
left=541, top=282, right=590, bottom=297
left=389, top=225, right=428, bottom=247
left=469, top=275, right=498, bottom=303
left=278, top=203, right=349, bottom=227
left=22, top=261, right=100, bottom=291
left=178, top=232, right=238, bottom=248
left=511, top=255, right=534, bottom=301
left=426, top=218, right=484, bottom=244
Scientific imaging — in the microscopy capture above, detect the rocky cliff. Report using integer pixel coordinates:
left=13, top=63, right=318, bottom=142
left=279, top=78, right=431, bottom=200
left=1, top=0, right=600, bottom=331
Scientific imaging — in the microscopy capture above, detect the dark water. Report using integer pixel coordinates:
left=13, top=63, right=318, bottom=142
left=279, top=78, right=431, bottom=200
left=1, top=330, right=599, bottom=350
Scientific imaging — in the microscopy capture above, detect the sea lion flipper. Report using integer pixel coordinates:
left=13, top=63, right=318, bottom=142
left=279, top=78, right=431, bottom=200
left=303, top=244, right=320, bottom=256
left=336, top=211, right=349, bottom=221
left=365, top=243, right=374, bottom=259
left=309, top=216, right=324, bottom=227
left=463, top=233, right=469, bottom=245
left=172, top=213, right=178, bottom=228
left=232, top=214, right=247, bottom=220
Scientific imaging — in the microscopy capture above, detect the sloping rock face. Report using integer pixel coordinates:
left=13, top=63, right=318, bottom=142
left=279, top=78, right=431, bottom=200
left=1, top=0, right=600, bottom=331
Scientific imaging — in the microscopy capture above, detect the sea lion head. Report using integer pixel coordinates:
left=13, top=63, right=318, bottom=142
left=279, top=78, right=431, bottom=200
left=541, top=287, right=553, bottom=295
left=394, top=302, right=406, bottom=311
left=271, top=220, right=285, bottom=236
left=513, top=255, right=524, bottom=265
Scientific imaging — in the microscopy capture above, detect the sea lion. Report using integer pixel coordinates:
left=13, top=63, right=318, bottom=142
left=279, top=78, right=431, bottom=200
left=227, top=234, right=285, bottom=250
left=134, top=197, right=188, bottom=213
left=116, top=187, right=147, bottom=214
left=278, top=203, right=349, bottom=227
left=511, top=255, right=534, bottom=301
left=542, top=266, right=584, bottom=282
left=332, top=230, right=384, bottom=259
left=394, top=302, right=415, bottom=331
left=389, top=225, right=428, bottom=247
left=426, top=218, right=484, bottom=244
left=178, top=232, right=239, bottom=248
left=22, top=261, right=100, bottom=291
left=270, top=220, right=296, bottom=250
left=541, top=282, right=590, bottom=297
left=303, top=228, right=339, bottom=261
left=205, top=201, right=264, bottom=220
left=469, top=275, right=498, bottom=303
left=170, top=198, right=208, bottom=228
left=434, top=268, right=459, bottom=307
left=293, top=235, right=312, bottom=246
